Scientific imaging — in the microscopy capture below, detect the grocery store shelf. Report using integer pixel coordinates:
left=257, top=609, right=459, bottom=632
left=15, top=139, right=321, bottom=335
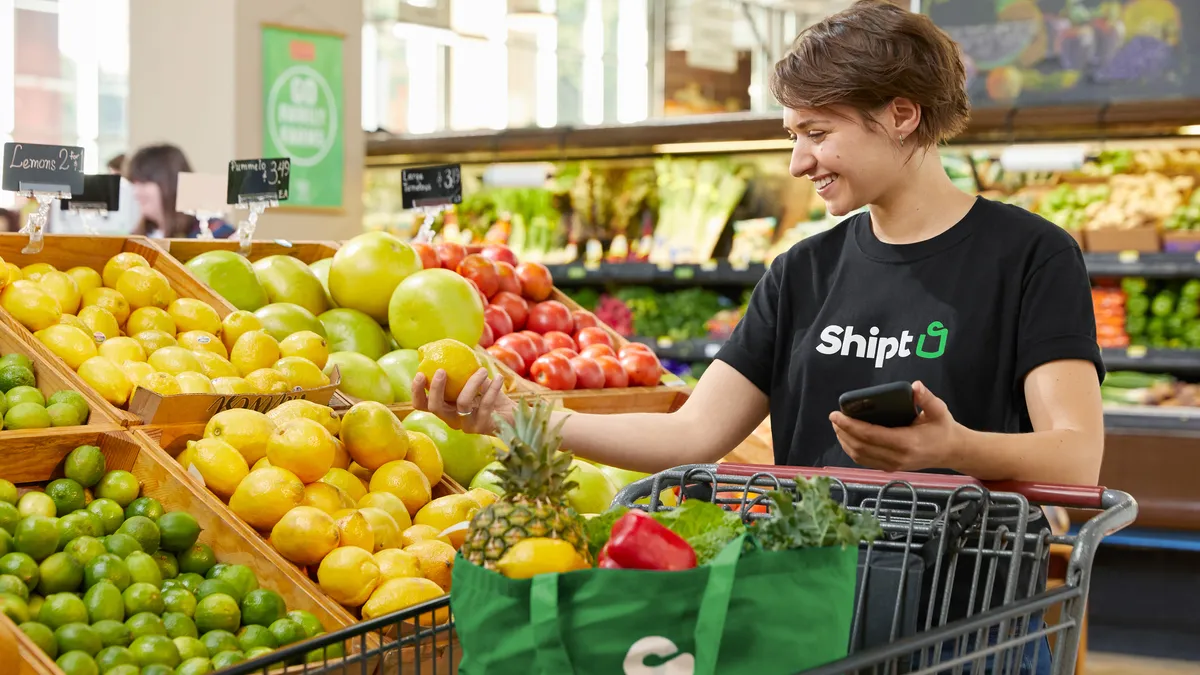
left=1102, top=348, right=1200, bottom=377
left=548, top=261, right=767, bottom=288
left=1084, top=252, right=1200, bottom=278
left=630, top=336, right=727, bottom=361
left=1103, top=405, right=1200, bottom=433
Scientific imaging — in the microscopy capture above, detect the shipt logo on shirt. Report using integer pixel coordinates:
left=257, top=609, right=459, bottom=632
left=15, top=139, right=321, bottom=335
left=816, top=321, right=948, bottom=368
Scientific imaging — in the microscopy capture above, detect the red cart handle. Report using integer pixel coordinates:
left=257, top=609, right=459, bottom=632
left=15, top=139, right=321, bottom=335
left=713, top=463, right=1108, bottom=509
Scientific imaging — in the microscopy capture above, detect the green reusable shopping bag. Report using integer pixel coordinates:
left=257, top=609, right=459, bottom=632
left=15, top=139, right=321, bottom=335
left=450, top=534, right=858, bottom=675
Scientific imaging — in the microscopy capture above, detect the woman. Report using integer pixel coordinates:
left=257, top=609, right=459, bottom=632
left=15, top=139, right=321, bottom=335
left=127, top=144, right=234, bottom=239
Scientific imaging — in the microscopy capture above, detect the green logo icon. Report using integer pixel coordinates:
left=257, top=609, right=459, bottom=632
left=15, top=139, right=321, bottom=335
left=916, top=321, right=948, bottom=359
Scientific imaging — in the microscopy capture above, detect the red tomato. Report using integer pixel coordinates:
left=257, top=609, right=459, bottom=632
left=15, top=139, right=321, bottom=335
left=593, top=355, right=628, bottom=388
left=530, top=352, right=576, bottom=390
left=619, top=342, right=654, bottom=357
left=516, top=262, right=553, bottom=302
left=487, top=344, right=526, bottom=375
left=490, top=291, right=529, bottom=331
left=570, top=356, right=606, bottom=389
left=411, top=242, right=440, bottom=270
left=715, top=491, right=768, bottom=514
left=435, top=242, right=467, bottom=271
left=620, top=349, right=662, bottom=387
left=484, top=305, right=514, bottom=338
left=575, top=327, right=614, bottom=351
left=520, top=331, right=549, bottom=358
left=456, top=254, right=500, bottom=298
left=527, top=300, right=574, bottom=334
left=479, top=322, right=494, bottom=348
left=480, top=243, right=518, bottom=267
left=542, top=330, right=577, bottom=352
left=493, top=261, right=522, bottom=296
left=495, top=333, right=538, bottom=373
left=572, top=310, right=600, bottom=333
left=550, top=346, right=579, bottom=359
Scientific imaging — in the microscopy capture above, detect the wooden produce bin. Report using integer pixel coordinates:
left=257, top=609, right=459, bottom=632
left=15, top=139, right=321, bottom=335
left=161, top=238, right=341, bottom=266
left=0, top=427, right=370, bottom=674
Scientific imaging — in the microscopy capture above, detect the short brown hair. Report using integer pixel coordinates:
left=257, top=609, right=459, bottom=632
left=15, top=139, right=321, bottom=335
left=770, top=0, right=970, bottom=147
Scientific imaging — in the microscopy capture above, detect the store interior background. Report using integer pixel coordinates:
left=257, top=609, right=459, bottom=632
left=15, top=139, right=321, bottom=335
left=4, top=0, right=1200, bottom=672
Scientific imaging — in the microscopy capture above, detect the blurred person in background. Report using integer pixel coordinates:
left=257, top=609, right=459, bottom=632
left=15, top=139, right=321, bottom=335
left=48, top=152, right=141, bottom=234
left=0, top=208, right=19, bottom=233
left=127, top=143, right=233, bottom=239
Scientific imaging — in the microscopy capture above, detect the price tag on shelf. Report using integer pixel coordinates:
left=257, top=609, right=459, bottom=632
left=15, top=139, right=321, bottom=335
left=730, top=260, right=751, bottom=272
left=400, top=163, right=462, bottom=210
left=700, top=260, right=718, bottom=272
left=655, top=260, right=674, bottom=273
left=656, top=337, right=674, bottom=349
left=1117, top=250, right=1140, bottom=264
left=703, top=342, right=721, bottom=358
left=2, top=142, right=85, bottom=194
left=227, top=157, right=290, bottom=204
left=673, top=266, right=696, bottom=280
left=1125, top=345, right=1148, bottom=359
left=566, top=266, right=586, bottom=280
left=1194, top=250, right=1200, bottom=264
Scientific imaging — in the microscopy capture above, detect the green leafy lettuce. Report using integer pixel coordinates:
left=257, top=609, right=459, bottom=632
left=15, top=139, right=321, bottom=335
left=753, top=477, right=883, bottom=551
left=651, top=499, right=747, bottom=565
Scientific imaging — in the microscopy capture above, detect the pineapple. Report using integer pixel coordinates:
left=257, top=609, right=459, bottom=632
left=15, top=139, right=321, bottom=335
left=460, top=397, right=589, bottom=570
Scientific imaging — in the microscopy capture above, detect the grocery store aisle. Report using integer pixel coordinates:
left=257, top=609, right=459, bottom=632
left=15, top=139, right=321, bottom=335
left=1089, top=653, right=1200, bottom=674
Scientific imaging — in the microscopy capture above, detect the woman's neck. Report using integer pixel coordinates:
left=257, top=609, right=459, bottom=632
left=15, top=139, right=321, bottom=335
left=868, top=150, right=977, bottom=245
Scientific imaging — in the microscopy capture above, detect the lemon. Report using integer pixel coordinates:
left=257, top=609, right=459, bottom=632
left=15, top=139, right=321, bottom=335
left=37, top=270, right=81, bottom=315
left=77, top=356, right=133, bottom=406
left=185, top=438, right=249, bottom=500
left=400, top=524, right=451, bottom=548
left=278, top=331, right=329, bottom=369
left=102, top=252, right=150, bottom=289
left=191, top=351, right=239, bottom=379
left=404, top=431, right=443, bottom=486
left=98, top=336, right=147, bottom=364
left=137, top=371, right=181, bottom=397
left=78, top=305, right=121, bottom=342
left=252, top=456, right=271, bottom=471
left=20, top=262, right=56, bottom=283
left=265, top=400, right=339, bottom=436
left=320, top=468, right=368, bottom=503
left=330, top=438, right=351, bottom=470
left=229, top=467, right=305, bottom=531
left=66, top=266, right=103, bottom=296
left=416, top=338, right=482, bottom=401
left=35, top=324, right=98, bottom=369
left=56, top=314, right=88, bottom=332
left=2, top=280, right=63, bottom=330
left=301, top=482, right=354, bottom=515
left=348, top=462, right=373, bottom=484
left=230, top=331, right=280, bottom=377
left=81, top=288, right=130, bottom=326
left=211, top=377, right=253, bottom=395
left=131, top=330, right=177, bottom=356
left=120, top=360, right=155, bottom=387
left=358, top=492, right=413, bottom=531
left=334, top=510, right=375, bottom=550
left=404, top=539, right=456, bottom=590
left=317, top=546, right=380, bottom=607
left=271, top=357, right=329, bottom=390
left=362, top=577, right=447, bottom=623
left=372, top=549, right=421, bottom=581
left=464, top=488, right=499, bottom=509
left=0, top=262, right=21, bottom=286
left=269, top=506, right=339, bottom=566
left=219, top=311, right=263, bottom=353
left=177, top=330, right=227, bottom=359
left=266, top=418, right=336, bottom=483
left=357, top=507, right=402, bottom=552
left=114, top=266, right=172, bottom=310
left=414, top=495, right=479, bottom=549
left=243, top=368, right=291, bottom=394
left=339, top=401, right=409, bottom=471
left=126, top=307, right=175, bottom=336
left=496, top=538, right=588, bottom=579
left=168, top=299, right=221, bottom=336
left=147, top=347, right=203, bottom=375
left=175, top=371, right=214, bottom=394
left=368, top=460, right=431, bottom=517
left=204, top=409, right=275, bottom=466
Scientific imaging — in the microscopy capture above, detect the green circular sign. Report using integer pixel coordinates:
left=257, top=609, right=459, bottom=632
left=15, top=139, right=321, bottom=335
left=266, top=65, right=338, bottom=168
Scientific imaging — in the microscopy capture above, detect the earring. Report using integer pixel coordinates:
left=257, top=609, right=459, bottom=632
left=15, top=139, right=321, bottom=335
left=899, top=134, right=905, bottom=145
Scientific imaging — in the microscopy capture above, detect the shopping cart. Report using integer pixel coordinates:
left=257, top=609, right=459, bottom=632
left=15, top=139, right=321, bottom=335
left=216, top=462, right=1135, bottom=675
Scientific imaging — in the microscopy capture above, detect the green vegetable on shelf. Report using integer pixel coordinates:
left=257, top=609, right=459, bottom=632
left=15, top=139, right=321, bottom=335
left=1125, top=314, right=1147, bottom=337
left=1151, top=292, right=1177, bottom=318
left=1147, top=316, right=1166, bottom=339
left=1127, top=293, right=1150, bottom=317
left=1183, top=279, right=1200, bottom=300
left=1121, top=277, right=1148, bottom=297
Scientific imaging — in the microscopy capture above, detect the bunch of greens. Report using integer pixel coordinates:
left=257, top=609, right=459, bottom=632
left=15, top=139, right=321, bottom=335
left=585, top=499, right=747, bottom=565
left=615, top=287, right=730, bottom=341
left=753, top=477, right=883, bottom=551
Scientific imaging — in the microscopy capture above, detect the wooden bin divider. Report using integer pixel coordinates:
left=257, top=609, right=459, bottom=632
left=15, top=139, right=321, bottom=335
left=160, top=238, right=342, bottom=266
left=0, top=427, right=375, bottom=674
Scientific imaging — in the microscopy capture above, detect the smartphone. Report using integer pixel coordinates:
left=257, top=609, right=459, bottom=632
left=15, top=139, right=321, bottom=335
left=838, top=381, right=919, bottom=428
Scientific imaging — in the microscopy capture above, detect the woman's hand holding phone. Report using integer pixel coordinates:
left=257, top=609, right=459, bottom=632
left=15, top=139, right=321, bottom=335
left=830, top=380, right=966, bottom=473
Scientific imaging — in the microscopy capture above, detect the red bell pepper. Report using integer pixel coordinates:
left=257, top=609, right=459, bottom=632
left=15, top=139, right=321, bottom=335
left=596, top=542, right=622, bottom=569
left=606, top=509, right=697, bottom=571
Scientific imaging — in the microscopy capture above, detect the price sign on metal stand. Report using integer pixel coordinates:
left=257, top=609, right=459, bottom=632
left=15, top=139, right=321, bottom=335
left=2, top=142, right=86, bottom=253
left=402, top=163, right=462, bottom=243
left=227, top=157, right=291, bottom=255
left=60, top=174, right=120, bottom=234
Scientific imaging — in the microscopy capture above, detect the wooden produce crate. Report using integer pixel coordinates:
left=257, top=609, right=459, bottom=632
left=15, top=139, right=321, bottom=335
left=0, top=427, right=370, bottom=674
left=161, top=238, right=341, bottom=266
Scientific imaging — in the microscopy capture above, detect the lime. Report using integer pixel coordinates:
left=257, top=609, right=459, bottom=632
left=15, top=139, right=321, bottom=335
left=140, top=666, right=174, bottom=675
left=177, top=573, right=204, bottom=595
left=83, top=580, right=124, bottom=623
left=55, top=622, right=102, bottom=656
left=122, top=582, right=163, bottom=616
left=194, top=593, right=240, bottom=634
left=126, top=611, right=166, bottom=638
left=212, top=564, right=257, bottom=601
left=38, top=592, right=88, bottom=629
left=286, top=609, right=324, bottom=638
left=18, top=491, right=57, bottom=518
left=159, top=579, right=180, bottom=593
left=0, top=479, right=17, bottom=505
left=0, top=353, right=33, bottom=370
left=0, top=551, right=41, bottom=587
left=306, top=641, right=345, bottom=663
left=55, top=650, right=99, bottom=675
left=19, top=620, right=57, bottom=658
left=103, top=533, right=142, bottom=559
left=204, top=563, right=227, bottom=580
left=156, top=512, right=200, bottom=553
left=64, top=535, right=106, bottom=567
left=0, top=529, right=11, bottom=556
left=177, top=544, right=216, bottom=577
left=267, top=618, right=306, bottom=647
left=85, top=499, right=125, bottom=535
left=16, top=515, right=60, bottom=561
left=129, top=634, right=181, bottom=669
left=37, top=551, right=83, bottom=594
left=162, top=587, right=197, bottom=617
left=0, top=572, right=28, bottom=599
left=236, top=624, right=277, bottom=651
left=163, top=611, right=198, bottom=639
left=84, top=553, right=131, bottom=591
left=49, top=392, right=91, bottom=426
left=90, top=619, right=131, bottom=648
left=63, top=510, right=105, bottom=542
left=177, top=656, right=214, bottom=675
left=173, top=635, right=208, bottom=661
left=151, top=550, right=178, bottom=580
left=0, top=592, right=30, bottom=623
left=26, top=593, right=43, bottom=616
left=116, top=516, right=160, bottom=555
left=47, top=402, right=85, bottom=427
left=195, top=579, right=238, bottom=602
left=6, top=401, right=51, bottom=429
left=239, top=588, right=285, bottom=627
left=94, top=645, right=137, bottom=673
left=199, top=629, right=239, bottom=655
left=94, top=471, right=140, bottom=508
left=0, top=502, right=21, bottom=534
left=124, top=551, right=162, bottom=587
left=210, top=650, right=245, bottom=669
left=104, top=666, right=139, bottom=675
left=45, top=479, right=86, bottom=517
left=6, top=384, right=44, bottom=407
left=125, top=497, right=163, bottom=522
left=244, top=645, right=274, bottom=659
left=56, top=513, right=88, bottom=551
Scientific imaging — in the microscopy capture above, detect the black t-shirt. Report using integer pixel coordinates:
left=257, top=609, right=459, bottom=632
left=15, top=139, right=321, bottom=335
left=717, top=196, right=1104, bottom=469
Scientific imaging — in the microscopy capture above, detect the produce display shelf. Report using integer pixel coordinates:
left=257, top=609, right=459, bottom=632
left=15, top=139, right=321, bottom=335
left=0, top=427, right=370, bottom=674
left=1101, top=347, right=1200, bottom=376
left=161, top=238, right=342, bottom=266
left=1103, top=405, right=1200, bottom=433
left=629, top=336, right=726, bottom=362
left=547, top=260, right=768, bottom=288
left=1084, top=252, right=1200, bottom=278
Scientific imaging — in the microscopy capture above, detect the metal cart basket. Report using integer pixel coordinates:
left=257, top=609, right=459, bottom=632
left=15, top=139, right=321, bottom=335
left=217, top=463, right=1136, bottom=675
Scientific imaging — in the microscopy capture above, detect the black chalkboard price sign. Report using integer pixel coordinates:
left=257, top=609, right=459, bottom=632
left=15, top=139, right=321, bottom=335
left=226, top=157, right=291, bottom=204
left=61, top=174, right=121, bottom=212
left=401, top=163, right=463, bottom=209
left=2, top=142, right=85, bottom=195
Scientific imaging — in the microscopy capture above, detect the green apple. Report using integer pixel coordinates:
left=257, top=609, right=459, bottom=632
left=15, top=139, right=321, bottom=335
left=184, top=251, right=268, bottom=311
left=329, top=232, right=422, bottom=323
left=318, top=308, right=390, bottom=360
left=402, top=410, right=497, bottom=486
left=388, top=269, right=485, bottom=349
left=567, top=460, right=619, bottom=515
left=468, top=461, right=504, bottom=496
left=309, top=258, right=338, bottom=308
left=597, top=465, right=649, bottom=490
left=254, top=303, right=326, bottom=342
left=377, top=349, right=420, bottom=403
left=252, top=255, right=330, bottom=316
left=323, top=351, right=393, bottom=404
